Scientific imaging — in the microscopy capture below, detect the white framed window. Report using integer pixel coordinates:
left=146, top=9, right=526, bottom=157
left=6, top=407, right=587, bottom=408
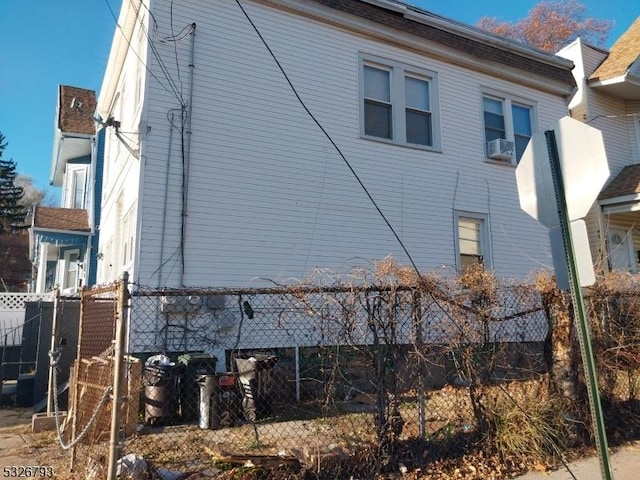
left=455, top=212, right=491, bottom=273
left=72, top=169, right=86, bottom=209
left=360, top=54, right=441, bottom=150
left=121, top=207, right=136, bottom=268
left=482, top=92, right=534, bottom=164
left=63, top=249, right=81, bottom=291
left=62, top=164, right=88, bottom=209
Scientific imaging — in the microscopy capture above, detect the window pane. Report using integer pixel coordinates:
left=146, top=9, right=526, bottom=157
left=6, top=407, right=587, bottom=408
left=405, top=76, right=429, bottom=111
left=406, top=109, right=432, bottom=146
left=484, top=111, right=505, bottom=131
left=512, top=104, right=532, bottom=136
left=460, top=254, right=483, bottom=273
left=364, top=101, right=392, bottom=139
left=364, top=65, right=390, bottom=102
left=514, top=134, right=530, bottom=163
left=73, top=170, right=85, bottom=209
left=458, top=218, right=481, bottom=255
left=483, top=97, right=503, bottom=115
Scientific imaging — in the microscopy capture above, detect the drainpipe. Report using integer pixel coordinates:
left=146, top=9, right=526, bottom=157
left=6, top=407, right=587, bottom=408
left=180, top=24, right=196, bottom=286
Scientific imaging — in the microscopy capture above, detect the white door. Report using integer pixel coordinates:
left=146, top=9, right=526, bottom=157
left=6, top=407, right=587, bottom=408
left=607, top=228, right=635, bottom=272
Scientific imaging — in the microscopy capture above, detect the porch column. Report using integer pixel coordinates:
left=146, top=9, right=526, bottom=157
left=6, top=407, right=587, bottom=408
left=36, top=242, right=49, bottom=293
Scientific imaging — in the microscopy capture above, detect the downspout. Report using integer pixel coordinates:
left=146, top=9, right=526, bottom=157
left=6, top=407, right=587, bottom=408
left=158, top=113, right=175, bottom=288
left=181, top=23, right=196, bottom=286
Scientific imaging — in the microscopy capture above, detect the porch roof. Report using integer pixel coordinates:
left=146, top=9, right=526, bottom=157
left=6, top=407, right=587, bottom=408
left=598, top=164, right=640, bottom=213
left=32, top=207, right=90, bottom=232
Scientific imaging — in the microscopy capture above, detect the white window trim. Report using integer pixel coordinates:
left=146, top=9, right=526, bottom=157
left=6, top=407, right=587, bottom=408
left=454, top=211, right=492, bottom=272
left=62, top=164, right=89, bottom=209
left=481, top=88, right=537, bottom=166
left=62, top=248, right=81, bottom=293
left=359, top=53, right=442, bottom=151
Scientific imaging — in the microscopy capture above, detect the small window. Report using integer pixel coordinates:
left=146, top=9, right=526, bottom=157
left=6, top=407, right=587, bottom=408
left=64, top=250, right=80, bottom=290
left=122, top=207, right=136, bottom=267
left=456, top=212, right=491, bottom=273
left=72, top=169, right=86, bottom=209
left=360, top=54, right=440, bottom=150
left=482, top=93, right=534, bottom=164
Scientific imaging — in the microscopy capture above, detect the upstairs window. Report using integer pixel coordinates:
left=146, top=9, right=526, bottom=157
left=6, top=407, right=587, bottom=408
left=361, top=54, right=440, bottom=150
left=483, top=94, right=534, bottom=164
left=72, top=169, right=86, bottom=209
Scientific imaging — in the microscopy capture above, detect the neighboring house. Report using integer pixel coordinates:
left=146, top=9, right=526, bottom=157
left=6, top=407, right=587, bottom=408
left=29, top=86, right=105, bottom=294
left=558, top=17, right=640, bottom=274
left=94, top=0, right=576, bottom=288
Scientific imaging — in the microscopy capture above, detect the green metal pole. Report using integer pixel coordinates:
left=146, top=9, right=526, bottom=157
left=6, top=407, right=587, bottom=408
left=545, top=130, right=613, bottom=480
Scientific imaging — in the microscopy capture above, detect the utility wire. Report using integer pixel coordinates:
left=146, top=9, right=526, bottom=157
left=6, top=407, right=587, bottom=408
left=233, top=2, right=578, bottom=477
left=233, top=0, right=419, bottom=276
left=103, top=0, right=182, bottom=103
left=127, top=0, right=185, bottom=105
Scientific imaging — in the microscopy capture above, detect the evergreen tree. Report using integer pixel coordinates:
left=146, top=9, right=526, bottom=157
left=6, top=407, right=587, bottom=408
left=0, top=132, right=27, bottom=233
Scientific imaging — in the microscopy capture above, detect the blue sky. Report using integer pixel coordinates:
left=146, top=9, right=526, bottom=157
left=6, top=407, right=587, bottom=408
left=1, top=0, right=637, bottom=201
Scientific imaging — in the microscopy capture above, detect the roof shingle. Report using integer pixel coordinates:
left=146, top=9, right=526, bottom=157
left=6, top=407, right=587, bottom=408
left=590, top=16, right=640, bottom=82
left=33, top=207, right=91, bottom=232
left=58, top=85, right=97, bottom=135
left=598, top=164, right=640, bottom=201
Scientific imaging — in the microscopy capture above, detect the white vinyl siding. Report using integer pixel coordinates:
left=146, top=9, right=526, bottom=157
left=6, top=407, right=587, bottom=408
left=99, top=0, right=571, bottom=287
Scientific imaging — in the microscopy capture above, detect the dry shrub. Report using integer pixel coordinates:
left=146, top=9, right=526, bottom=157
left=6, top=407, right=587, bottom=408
left=486, top=379, right=573, bottom=464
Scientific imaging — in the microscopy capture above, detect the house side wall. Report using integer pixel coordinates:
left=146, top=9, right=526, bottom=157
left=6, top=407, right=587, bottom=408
left=104, top=0, right=572, bottom=287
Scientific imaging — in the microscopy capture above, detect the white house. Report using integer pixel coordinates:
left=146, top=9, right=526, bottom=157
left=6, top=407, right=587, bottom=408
left=95, top=0, right=577, bottom=289
left=558, top=17, right=640, bottom=273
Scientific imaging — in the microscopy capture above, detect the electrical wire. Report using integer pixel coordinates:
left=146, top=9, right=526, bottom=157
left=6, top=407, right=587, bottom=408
left=170, top=0, right=185, bottom=99
left=126, top=0, right=185, bottom=105
left=233, top=2, right=579, bottom=477
left=103, top=0, right=182, bottom=103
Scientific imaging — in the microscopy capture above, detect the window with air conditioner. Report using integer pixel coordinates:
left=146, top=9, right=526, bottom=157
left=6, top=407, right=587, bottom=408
left=360, top=54, right=441, bottom=150
left=482, top=93, right=534, bottom=164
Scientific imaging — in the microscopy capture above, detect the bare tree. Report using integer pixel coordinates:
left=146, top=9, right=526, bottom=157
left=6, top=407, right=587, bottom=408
left=477, top=0, right=613, bottom=52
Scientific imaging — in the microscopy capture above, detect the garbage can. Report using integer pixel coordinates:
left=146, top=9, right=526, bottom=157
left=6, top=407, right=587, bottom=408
left=178, top=353, right=217, bottom=421
left=144, top=363, right=178, bottom=426
left=234, top=354, right=277, bottom=421
left=211, top=372, right=240, bottom=428
left=196, top=374, right=216, bottom=429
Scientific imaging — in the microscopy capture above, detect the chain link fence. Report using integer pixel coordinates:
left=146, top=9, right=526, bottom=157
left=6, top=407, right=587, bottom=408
left=63, top=269, right=640, bottom=479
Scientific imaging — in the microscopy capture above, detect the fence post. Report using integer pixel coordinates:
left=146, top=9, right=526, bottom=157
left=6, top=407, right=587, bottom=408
left=47, top=287, right=60, bottom=414
left=107, top=272, right=129, bottom=480
left=412, top=290, right=426, bottom=439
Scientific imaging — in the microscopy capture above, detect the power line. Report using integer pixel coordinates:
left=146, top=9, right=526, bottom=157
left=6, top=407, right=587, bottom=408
left=232, top=2, right=578, bottom=477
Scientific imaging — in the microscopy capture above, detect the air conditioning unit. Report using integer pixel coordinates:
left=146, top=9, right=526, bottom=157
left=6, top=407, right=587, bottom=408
left=160, top=295, right=202, bottom=313
left=487, top=138, right=515, bottom=161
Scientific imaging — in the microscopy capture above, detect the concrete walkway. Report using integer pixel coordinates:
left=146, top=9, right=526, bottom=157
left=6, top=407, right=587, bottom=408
left=516, top=442, right=640, bottom=480
left=0, top=408, right=33, bottom=469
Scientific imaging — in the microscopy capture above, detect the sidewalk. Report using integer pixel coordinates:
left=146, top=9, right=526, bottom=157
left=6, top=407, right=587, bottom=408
left=0, top=408, right=33, bottom=469
left=516, top=442, right=640, bottom=480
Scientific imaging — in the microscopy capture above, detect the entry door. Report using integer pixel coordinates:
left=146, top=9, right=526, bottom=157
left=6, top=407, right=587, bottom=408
left=607, top=228, right=635, bottom=272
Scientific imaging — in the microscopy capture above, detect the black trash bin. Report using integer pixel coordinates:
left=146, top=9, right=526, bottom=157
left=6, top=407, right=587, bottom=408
left=234, top=355, right=277, bottom=421
left=144, top=364, right=178, bottom=426
left=178, top=353, right=217, bottom=422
